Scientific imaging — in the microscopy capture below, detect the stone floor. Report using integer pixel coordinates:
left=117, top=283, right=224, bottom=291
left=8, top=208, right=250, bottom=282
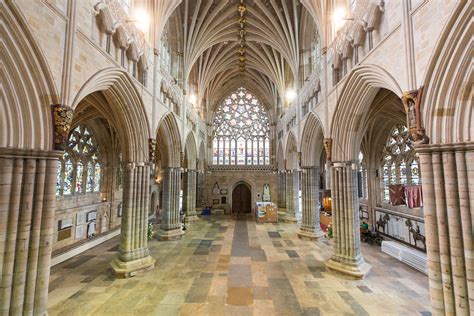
left=48, top=215, right=432, bottom=315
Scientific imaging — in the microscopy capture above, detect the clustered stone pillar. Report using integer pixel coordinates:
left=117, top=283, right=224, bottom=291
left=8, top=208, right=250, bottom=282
left=111, top=162, right=155, bottom=278
left=277, top=171, right=286, bottom=217
left=298, top=166, right=324, bottom=240
left=0, top=148, right=60, bottom=315
left=325, top=161, right=370, bottom=278
left=284, top=170, right=299, bottom=223
left=417, top=143, right=472, bottom=315
left=157, top=167, right=183, bottom=240
left=196, top=171, right=205, bottom=210
left=183, top=169, right=198, bottom=221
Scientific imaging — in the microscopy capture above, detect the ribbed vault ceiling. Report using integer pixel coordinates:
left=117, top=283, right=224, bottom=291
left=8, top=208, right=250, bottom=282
left=164, top=0, right=319, bottom=118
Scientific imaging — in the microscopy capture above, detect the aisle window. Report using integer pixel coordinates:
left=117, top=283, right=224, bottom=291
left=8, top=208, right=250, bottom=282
left=56, top=125, right=102, bottom=196
left=381, top=125, right=420, bottom=203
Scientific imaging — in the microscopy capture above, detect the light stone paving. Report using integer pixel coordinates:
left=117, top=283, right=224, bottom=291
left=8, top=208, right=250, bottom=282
left=48, top=215, right=431, bottom=315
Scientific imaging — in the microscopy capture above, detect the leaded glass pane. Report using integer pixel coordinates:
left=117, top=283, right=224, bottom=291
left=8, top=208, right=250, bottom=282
left=212, top=87, right=270, bottom=165
left=76, top=162, right=84, bottom=193
left=86, top=161, right=94, bottom=192
left=94, top=163, right=101, bottom=192
left=56, top=160, right=63, bottom=196
left=64, top=159, right=73, bottom=195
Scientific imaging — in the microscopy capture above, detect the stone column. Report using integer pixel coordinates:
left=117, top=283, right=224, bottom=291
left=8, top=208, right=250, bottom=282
left=196, top=171, right=204, bottom=210
left=157, top=167, right=184, bottom=240
left=183, top=169, right=198, bottom=221
left=277, top=171, right=286, bottom=217
left=284, top=170, right=299, bottom=223
left=0, top=148, right=60, bottom=315
left=417, top=142, right=472, bottom=315
left=111, top=162, right=155, bottom=278
left=325, top=161, right=370, bottom=279
left=298, top=166, right=324, bottom=240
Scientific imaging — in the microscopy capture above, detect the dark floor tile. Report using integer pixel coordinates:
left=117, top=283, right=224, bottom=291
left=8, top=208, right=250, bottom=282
left=272, top=241, right=283, bottom=247
left=63, top=255, right=95, bottom=269
left=48, top=276, right=66, bottom=292
left=200, top=272, right=214, bottom=278
left=68, top=290, right=84, bottom=299
left=357, top=285, right=373, bottom=293
left=337, top=291, right=369, bottom=316
left=185, top=278, right=212, bottom=303
left=286, top=250, right=299, bottom=258
left=268, top=231, right=281, bottom=238
left=80, top=275, right=97, bottom=283
left=419, top=312, right=431, bottom=316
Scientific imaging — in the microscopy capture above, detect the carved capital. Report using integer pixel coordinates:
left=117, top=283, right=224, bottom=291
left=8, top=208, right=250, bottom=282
left=402, top=87, right=429, bottom=144
left=51, top=104, right=73, bottom=150
left=323, top=138, right=332, bottom=162
left=148, top=138, right=157, bottom=162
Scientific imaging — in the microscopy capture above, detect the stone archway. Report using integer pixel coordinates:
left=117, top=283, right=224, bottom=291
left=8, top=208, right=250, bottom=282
left=232, top=182, right=252, bottom=214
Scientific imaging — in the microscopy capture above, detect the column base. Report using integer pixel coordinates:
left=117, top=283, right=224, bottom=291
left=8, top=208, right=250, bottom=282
left=297, top=229, right=325, bottom=241
left=325, top=256, right=371, bottom=279
left=186, top=214, right=199, bottom=222
left=110, top=255, right=155, bottom=278
left=156, top=228, right=184, bottom=241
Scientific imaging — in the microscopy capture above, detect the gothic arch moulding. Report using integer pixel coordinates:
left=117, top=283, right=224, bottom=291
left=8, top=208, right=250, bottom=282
left=276, top=140, right=285, bottom=170
left=71, top=68, right=151, bottom=162
left=1, top=1, right=59, bottom=150
left=184, top=131, right=198, bottom=170
left=330, top=64, right=402, bottom=161
left=421, top=1, right=473, bottom=144
left=285, top=131, right=299, bottom=170
left=300, top=112, right=325, bottom=167
left=198, top=141, right=206, bottom=171
left=156, top=112, right=182, bottom=168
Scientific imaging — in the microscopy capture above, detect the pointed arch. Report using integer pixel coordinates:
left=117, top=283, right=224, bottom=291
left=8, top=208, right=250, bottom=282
left=285, top=131, right=298, bottom=170
left=276, top=140, right=285, bottom=170
left=1, top=1, right=59, bottom=150
left=184, top=131, right=197, bottom=170
left=421, top=1, right=473, bottom=144
left=156, top=112, right=182, bottom=168
left=301, top=112, right=325, bottom=167
left=198, top=140, right=206, bottom=171
left=71, top=68, right=150, bottom=162
left=330, top=64, right=402, bottom=161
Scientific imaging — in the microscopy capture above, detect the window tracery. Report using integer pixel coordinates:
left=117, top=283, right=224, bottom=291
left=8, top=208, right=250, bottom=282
left=381, top=125, right=420, bottom=202
left=56, top=125, right=102, bottom=196
left=212, top=87, right=270, bottom=165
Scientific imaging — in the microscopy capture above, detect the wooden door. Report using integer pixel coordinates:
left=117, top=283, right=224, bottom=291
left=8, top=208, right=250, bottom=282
left=232, top=183, right=252, bottom=213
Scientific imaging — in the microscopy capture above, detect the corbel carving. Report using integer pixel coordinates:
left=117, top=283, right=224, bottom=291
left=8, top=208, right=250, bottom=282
left=402, top=87, right=429, bottom=144
left=149, top=138, right=157, bottom=162
left=323, top=138, right=332, bottom=162
left=51, top=104, right=73, bottom=150
left=94, top=2, right=115, bottom=34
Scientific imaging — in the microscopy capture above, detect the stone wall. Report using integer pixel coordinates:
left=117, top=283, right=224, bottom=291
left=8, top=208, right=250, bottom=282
left=204, top=170, right=278, bottom=213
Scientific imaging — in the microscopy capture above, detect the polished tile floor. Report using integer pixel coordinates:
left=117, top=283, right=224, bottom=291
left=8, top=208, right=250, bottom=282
left=48, top=215, right=431, bottom=315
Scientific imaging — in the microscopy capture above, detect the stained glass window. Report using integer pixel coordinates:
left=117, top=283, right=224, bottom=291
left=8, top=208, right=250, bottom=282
left=56, top=125, right=102, bottom=196
left=380, top=124, right=421, bottom=204
left=212, top=87, right=270, bottom=165
left=358, top=151, right=368, bottom=199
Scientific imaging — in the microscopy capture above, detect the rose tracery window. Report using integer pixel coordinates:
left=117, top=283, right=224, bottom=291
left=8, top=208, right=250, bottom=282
left=56, top=125, right=102, bottom=196
left=212, top=87, right=270, bottom=165
left=381, top=124, right=421, bottom=203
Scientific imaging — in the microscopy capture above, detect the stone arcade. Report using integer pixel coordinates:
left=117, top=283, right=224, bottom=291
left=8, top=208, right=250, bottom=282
left=0, top=0, right=471, bottom=315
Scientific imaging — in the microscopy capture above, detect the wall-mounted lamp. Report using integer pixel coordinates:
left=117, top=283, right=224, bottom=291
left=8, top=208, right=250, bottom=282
left=126, top=8, right=149, bottom=32
left=286, top=89, right=296, bottom=102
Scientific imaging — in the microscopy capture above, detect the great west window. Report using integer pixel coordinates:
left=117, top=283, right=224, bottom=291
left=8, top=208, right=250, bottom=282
left=212, top=87, right=270, bottom=165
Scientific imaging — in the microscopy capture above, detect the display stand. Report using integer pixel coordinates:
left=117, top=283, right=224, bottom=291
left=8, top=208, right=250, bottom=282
left=255, top=202, right=278, bottom=223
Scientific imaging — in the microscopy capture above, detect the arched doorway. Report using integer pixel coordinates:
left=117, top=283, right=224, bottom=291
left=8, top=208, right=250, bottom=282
left=232, top=183, right=252, bottom=213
